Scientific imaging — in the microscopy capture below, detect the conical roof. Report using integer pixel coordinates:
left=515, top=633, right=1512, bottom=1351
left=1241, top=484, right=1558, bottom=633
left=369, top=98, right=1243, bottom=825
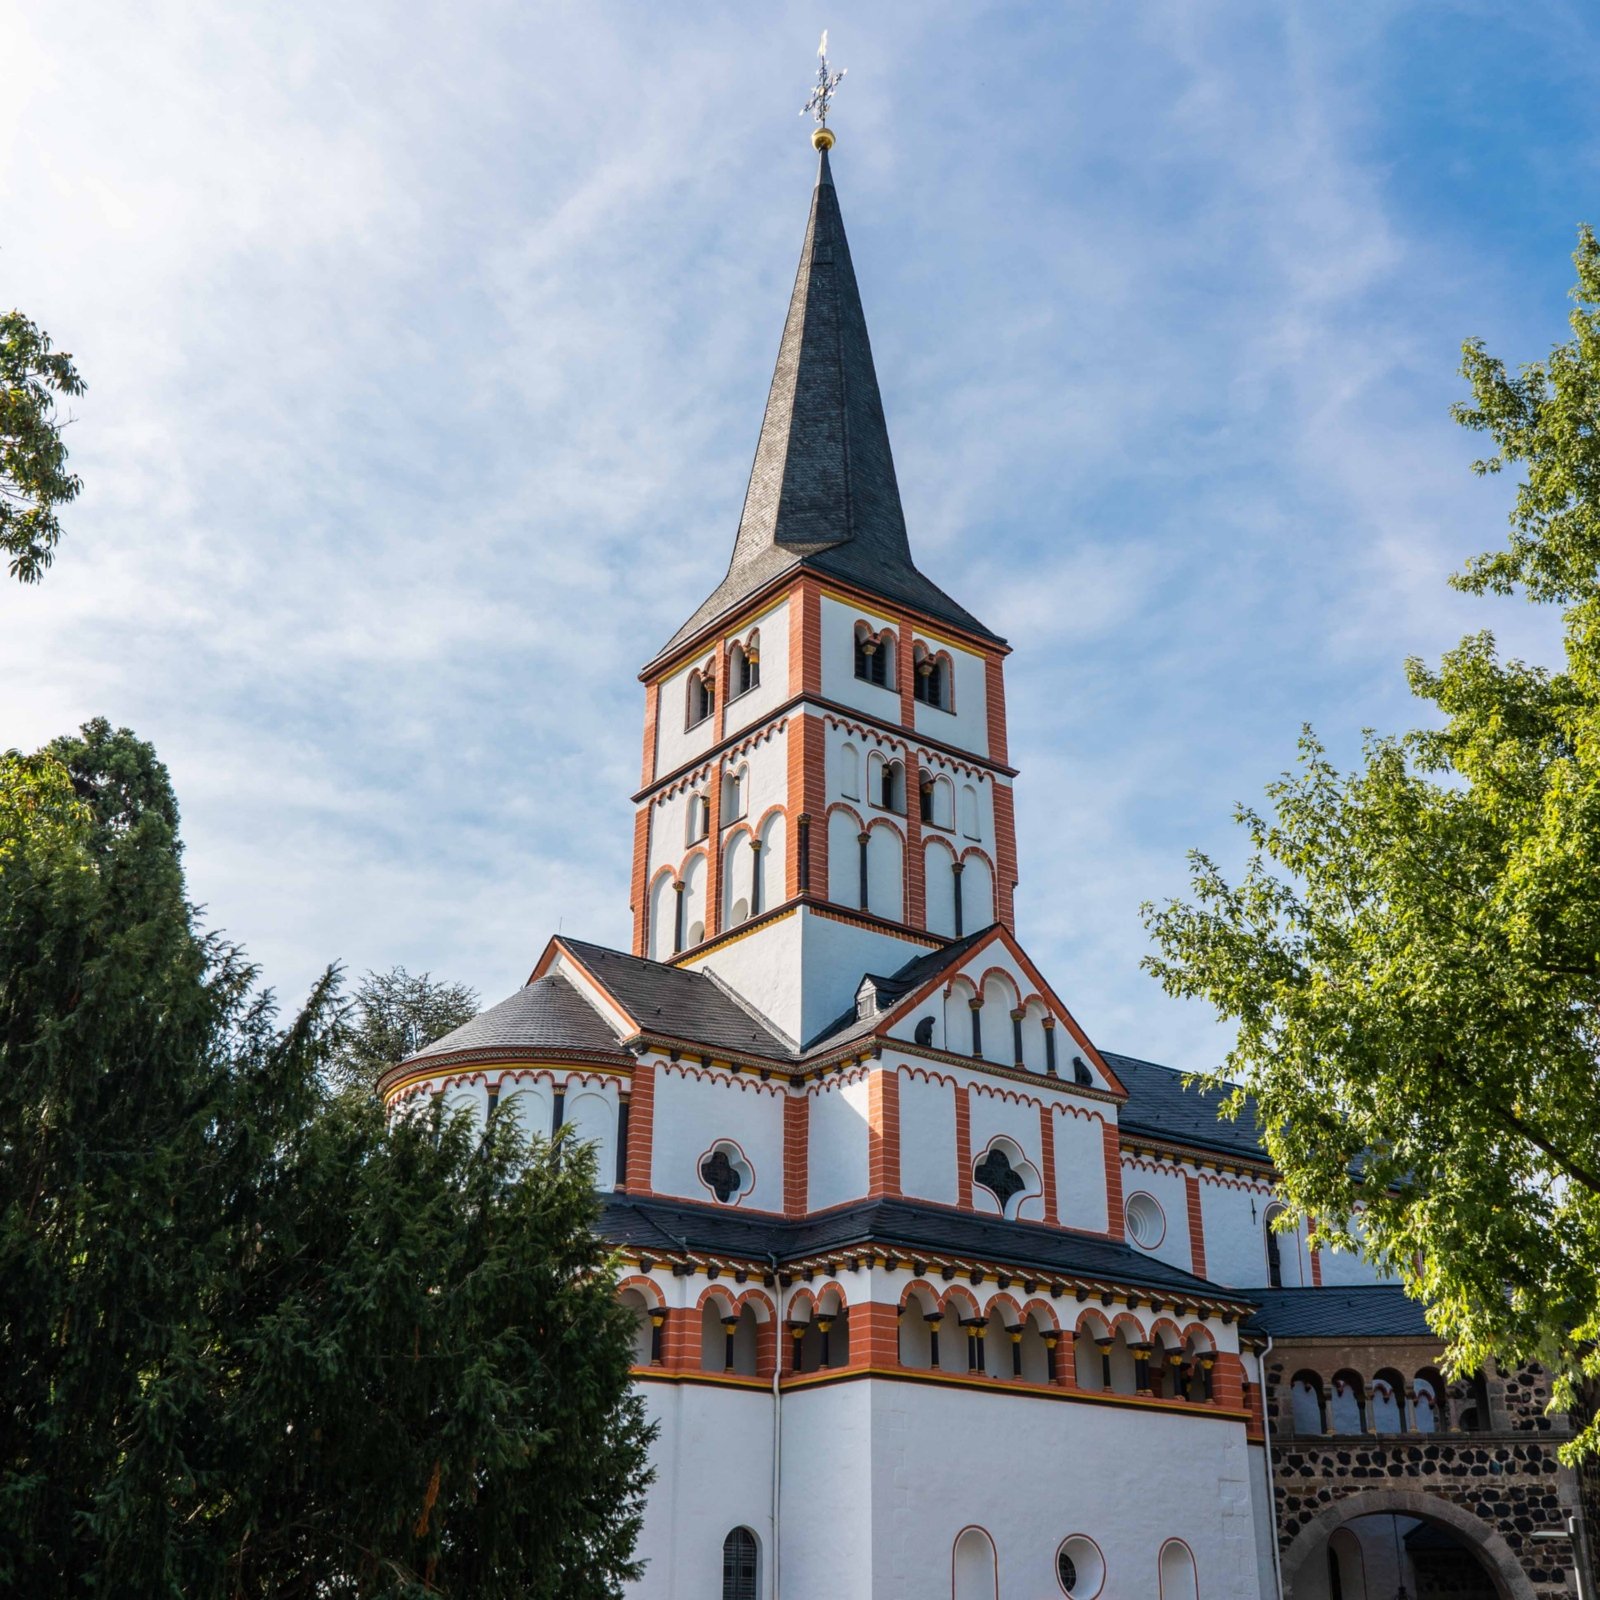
left=657, top=148, right=998, bottom=659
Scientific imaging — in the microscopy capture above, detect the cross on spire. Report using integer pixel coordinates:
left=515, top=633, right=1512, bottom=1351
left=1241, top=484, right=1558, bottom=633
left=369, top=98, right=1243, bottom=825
left=801, top=30, right=846, bottom=131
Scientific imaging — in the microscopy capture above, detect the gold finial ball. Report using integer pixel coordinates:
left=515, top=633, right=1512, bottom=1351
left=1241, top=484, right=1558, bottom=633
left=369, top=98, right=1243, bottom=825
left=812, top=126, right=835, bottom=151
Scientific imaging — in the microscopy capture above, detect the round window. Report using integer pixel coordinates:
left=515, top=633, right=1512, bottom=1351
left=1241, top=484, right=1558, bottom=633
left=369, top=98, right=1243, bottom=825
left=1056, top=1535, right=1105, bottom=1598
left=1125, top=1191, right=1166, bottom=1250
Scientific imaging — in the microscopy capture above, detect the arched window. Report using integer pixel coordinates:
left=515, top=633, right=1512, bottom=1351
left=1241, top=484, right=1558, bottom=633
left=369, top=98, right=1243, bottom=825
left=1328, top=1369, right=1366, bottom=1433
left=914, top=643, right=949, bottom=709
left=728, top=633, right=759, bottom=698
left=877, top=758, right=904, bottom=814
left=722, top=1528, right=759, bottom=1600
left=839, top=741, right=861, bottom=799
left=898, top=1288, right=938, bottom=1369
left=1264, top=1203, right=1287, bottom=1287
left=1289, top=1369, right=1328, bottom=1434
left=854, top=622, right=893, bottom=688
left=919, top=775, right=935, bottom=823
left=1372, top=1368, right=1406, bottom=1432
left=1158, top=1539, right=1198, bottom=1600
left=619, top=1288, right=654, bottom=1366
left=952, top=1527, right=997, bottom=1600
left=687, top=666, right=715, bottom=728
left=686, top=791, right=709, bottom=844
left=960, top=783, right=980, bottom=839
left=721, top=764, right=746, bottom=823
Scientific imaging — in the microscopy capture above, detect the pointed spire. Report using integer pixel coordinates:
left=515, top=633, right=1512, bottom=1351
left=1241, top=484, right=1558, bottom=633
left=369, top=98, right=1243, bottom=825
left=733, top=140, right=906, bottom=557
left=657, top=145, right=997, bottom=660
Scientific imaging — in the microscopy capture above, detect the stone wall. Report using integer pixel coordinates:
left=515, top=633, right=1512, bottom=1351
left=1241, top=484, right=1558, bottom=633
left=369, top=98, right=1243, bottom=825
left=1265, top=1339, right=1592, bottom=1599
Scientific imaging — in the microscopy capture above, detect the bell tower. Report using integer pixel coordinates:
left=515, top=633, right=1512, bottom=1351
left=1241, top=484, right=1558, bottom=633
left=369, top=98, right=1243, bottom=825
left=629, top=137, right=1019, bottom=1048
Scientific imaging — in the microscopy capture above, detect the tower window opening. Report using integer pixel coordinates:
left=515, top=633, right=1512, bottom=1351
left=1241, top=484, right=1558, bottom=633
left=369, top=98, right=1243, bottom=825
left=879, top=758, right=904, bottom=814
left=687, top=792, right=709, bottom=844
left=729, top=635, right=760, bottom=698
left=687, top=667, right=715, bottom=728
left=854, top=624, right=891, bottom=687
left=914, top=647, right=948, bottom=709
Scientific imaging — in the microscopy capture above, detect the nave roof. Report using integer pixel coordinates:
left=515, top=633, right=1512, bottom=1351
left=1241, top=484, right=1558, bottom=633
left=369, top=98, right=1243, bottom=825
left=598, top=1192, right=1247, bottom=1310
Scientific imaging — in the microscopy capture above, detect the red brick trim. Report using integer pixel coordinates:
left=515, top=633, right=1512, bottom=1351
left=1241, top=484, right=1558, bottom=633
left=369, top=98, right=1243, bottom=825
left=955, top=1084, right=973, bottom=1209
left=868, top=1068, right=901, bottom=1198
left=704, top=761, right=724, bottom=941
left=630, top=805, right=652, bottom=956
left=624, top=1056, right=655, bottom=1194
left=983, top=651, right=1009, bottom=767
left=798, top=577, right=823, bottom=698
left=784, top=1091, right=809, bottom=1216
left=1040, top=1103, right=1059, bottom=1225
left=787, top=710, right=828, bottom=899
left=896, top=615, right=915, bottom=726
left=991, top=781, right=1018, bottom=932
left=1103, top=1119, right=1125, bottom=1239
left=904, top=749, right=926, bottom=928
left=1184, top=1171, right=1208, bottom=1279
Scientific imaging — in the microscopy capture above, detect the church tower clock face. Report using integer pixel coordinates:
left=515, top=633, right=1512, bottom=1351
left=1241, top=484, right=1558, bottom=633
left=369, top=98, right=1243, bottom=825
left=370, top=83, right=1494, bottom=1600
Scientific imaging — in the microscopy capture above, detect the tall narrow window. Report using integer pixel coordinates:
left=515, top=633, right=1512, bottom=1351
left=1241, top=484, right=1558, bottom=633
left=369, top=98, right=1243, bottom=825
left=687, top=669, right=714, bottom=728
left=722, top=1528, right=759, bottom=1600
left=1265, top=1204, right=1285, bottom=1288
left=920, top=778, right=934, bottom=823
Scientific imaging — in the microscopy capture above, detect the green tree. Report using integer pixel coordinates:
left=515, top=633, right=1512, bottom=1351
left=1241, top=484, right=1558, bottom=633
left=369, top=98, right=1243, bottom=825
left=330, top=965, right=481, bottom=1096
left=0, top=721, right=653, bottom=1596
left=2, top=310, right=84, bottom=582
left=1143, top=225, right=1600, bottom=1459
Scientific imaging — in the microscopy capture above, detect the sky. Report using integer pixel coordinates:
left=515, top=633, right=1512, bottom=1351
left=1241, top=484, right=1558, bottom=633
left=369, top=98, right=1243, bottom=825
left=3, top=1, right=1597, bottom=1070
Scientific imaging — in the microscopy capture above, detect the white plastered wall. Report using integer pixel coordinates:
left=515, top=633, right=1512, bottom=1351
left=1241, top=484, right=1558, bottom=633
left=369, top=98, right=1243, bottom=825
left=897, top=1068, right=958, bottom=1205
left=649, top=1065, right=786, bottom=1211
left=654, top=651, right=721, bottom=776
left=562, top=1075, right=621, bottom=1192
left=1053, top=1107, right=1110, bottom=1233
left=720, top=597, right=790, bottom=742
left=909, top=629, right=989, bottom=758
left=968, top=1087, right=1047, bottom=1223
left=819, top=593, right=902, bottom=720
left=1119, top=1158, right=1194, bottom=1274
left=808, top=1070, right=871, bottom=1211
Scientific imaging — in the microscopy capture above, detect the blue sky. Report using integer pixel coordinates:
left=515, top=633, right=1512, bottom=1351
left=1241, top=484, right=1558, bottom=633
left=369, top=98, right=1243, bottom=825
left=3, top=2, right=1596, bottom=1068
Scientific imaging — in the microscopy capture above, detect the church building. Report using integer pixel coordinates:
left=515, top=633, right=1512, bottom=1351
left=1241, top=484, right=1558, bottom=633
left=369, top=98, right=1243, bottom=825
left=379, top=127, right=1595, bottom=1600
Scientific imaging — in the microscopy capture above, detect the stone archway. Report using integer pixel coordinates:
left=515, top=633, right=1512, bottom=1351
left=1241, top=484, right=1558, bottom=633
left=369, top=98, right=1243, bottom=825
left=1280, top=1488, right=1538, bottom=1600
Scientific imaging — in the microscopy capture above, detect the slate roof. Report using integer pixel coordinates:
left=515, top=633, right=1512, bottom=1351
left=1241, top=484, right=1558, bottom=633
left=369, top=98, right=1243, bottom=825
left=656, top=149, right=998, bottom=663
left=1102, top=1050, right=1267, bottom=1163
left=1244, top=1285, right=1435, bottom=1340
left=401, top=973, right=630, bottom=1066
left=558, top=938, right=796, bottom=1057
left=598, top=1194, right=1244, bottom=1302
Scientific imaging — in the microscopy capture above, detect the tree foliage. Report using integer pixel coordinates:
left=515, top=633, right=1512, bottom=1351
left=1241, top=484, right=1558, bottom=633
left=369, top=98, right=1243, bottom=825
left=1143, top=225, right=1600, bottom=1459
left=330, top=966, right=480, bottom=1097
left=0, top=721, right=652, bottom=1596
left=1, top=309, right=84, bottom=583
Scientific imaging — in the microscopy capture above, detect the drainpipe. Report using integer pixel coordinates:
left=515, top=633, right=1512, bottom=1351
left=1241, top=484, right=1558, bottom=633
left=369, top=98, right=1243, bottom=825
left=1259, top=1334, right=1286, bottom=1600
left=769, top=1250, right=785, bottom=1600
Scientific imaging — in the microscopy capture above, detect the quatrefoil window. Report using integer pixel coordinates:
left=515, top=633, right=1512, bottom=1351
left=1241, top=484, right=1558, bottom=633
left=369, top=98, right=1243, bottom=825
left=974, top=1146, right=1026, bottom=1207
left=698, top=1142, right=752, bottom=1205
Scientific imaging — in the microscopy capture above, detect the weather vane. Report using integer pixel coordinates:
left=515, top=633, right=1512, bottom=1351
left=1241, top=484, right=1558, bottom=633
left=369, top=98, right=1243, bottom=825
left=801, top=30, right=845, bottom=150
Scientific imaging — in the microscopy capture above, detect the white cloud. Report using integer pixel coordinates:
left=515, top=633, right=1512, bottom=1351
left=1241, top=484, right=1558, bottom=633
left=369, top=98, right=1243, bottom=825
left=2, top=0, right=1596, bottom=1062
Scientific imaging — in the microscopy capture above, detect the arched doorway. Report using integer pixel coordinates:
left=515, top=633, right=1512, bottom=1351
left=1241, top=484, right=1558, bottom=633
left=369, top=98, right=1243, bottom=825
left=1280, top=1489, right=1539, bottom=1599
